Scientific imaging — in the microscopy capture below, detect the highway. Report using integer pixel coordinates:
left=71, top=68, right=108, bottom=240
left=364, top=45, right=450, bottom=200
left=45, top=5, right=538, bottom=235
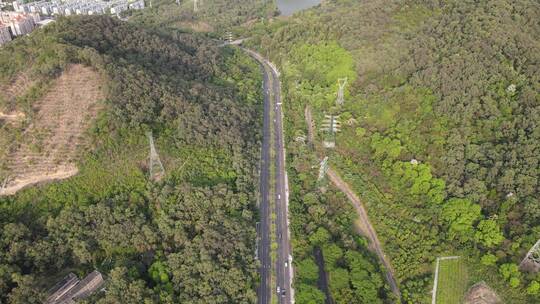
left=269, top=55, right=293, bottom=304
left=244, top=48, right=293, bottom=304
left=253, top=49, right=272, bottom=304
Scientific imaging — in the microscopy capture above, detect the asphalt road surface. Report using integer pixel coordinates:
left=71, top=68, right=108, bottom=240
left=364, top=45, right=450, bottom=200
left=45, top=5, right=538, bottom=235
left=244, top=48, right=293, bottom=304
left=269, top=57, right=293, bottom=304
left=250, top=49, right=272, bottom=304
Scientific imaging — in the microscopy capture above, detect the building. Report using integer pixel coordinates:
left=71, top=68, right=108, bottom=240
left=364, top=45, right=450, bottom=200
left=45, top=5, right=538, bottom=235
left=0, top=12, right=36, bottom=41
left=8, top=15, right=34, bottom=36
left=110, top=2, right=128, bottom=14
left=0, top=25, right=12, bottom=46
left=36, top=19, right=55, bottom=27
left=129, top=0, right=144, bottom=10
left=12, top=0, right=146, bottom=20
left=46, top=271, right=104, bottom=304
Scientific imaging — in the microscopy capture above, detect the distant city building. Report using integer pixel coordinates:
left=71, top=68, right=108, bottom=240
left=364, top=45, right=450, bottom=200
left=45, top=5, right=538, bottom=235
left=110, top=2, right=128, bottom=14
left=36, top=18, right=55, bottom=27
left=14, top=0, right=145, bottom=17
left=0, top=12, right=39, bottom=46
left=0, top=25, right=12, bottom=45
left=1, top=0, right=145, bottom=46
left=129, top=0, right=144, bottom=10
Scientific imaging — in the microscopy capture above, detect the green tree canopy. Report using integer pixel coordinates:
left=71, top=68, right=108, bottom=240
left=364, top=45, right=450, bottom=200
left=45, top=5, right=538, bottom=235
left=475, top=219, right=504, bottom=248
left=441, top=198, right=481, bottom=241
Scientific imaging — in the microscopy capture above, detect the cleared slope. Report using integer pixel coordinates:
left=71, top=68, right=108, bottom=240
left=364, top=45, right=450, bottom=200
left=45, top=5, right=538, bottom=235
left=1, top=64, right=104, bottom=195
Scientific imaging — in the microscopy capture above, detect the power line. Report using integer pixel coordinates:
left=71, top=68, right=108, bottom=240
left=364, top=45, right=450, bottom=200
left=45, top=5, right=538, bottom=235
left=147, top=131, right=165, bottom=181
left=321, top=114, right=340, bottom=148
left=336, top=77, right=348, bottom=106
left=317, top=156, right=329, bottom=183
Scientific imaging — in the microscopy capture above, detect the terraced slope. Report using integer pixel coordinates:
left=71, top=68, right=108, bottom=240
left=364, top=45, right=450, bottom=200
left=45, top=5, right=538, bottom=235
left=0, top=73, right=33, bottom=105
left=1, top=64, right=104, bottom=195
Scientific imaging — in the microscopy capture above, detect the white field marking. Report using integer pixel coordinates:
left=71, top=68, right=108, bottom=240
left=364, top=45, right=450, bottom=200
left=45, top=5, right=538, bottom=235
left=432, top=256, right=460, bottom=304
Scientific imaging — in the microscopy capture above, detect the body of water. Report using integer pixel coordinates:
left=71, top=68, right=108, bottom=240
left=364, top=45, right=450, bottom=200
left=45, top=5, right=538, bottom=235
left=276, top=0, right=321, bottom=16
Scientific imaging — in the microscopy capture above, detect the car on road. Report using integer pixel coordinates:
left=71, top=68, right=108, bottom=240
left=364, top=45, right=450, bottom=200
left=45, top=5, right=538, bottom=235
left=281, top=289, right=286, bottom=297
left=284, top=261, right=288, bottom=268
left=278, top=233, right=282, bottom=239
left=277, top=194, right=280, bottom=199
left=276, top=286, right=280, bottom=294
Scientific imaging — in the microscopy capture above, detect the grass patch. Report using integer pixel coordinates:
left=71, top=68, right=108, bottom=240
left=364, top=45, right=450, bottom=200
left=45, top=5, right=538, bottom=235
left=436, top=257, right=468, bottom=304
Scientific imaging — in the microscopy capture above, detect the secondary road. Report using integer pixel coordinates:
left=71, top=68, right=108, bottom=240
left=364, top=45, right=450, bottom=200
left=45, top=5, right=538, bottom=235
left=244, top=48, right=293, bottom=304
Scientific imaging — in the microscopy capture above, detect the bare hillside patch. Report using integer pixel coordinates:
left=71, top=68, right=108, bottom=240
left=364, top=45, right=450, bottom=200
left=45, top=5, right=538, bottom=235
left=0, top=73, right=34, bottom=106
left=176, top=21, right=214, bottom=32
left=0, top=64, right=104, bottom=195
left=463, top=282, right=501, bottom=304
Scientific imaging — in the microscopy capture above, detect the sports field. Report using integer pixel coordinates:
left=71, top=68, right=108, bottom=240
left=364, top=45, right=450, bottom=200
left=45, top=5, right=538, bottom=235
left=435, top=257, right=469, bottom=304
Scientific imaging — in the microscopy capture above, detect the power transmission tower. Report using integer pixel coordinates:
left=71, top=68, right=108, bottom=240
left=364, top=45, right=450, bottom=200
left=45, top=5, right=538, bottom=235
left=147, top=132, right=165, bottom=181
left=176, top=0, right=180, bottom=5
left=520, top=239, right=540, bottom=272
left=317, top=157, right=329, bottom=183
left=321, top=114, right=340, bottom=148
left=0, top=176, right=9, bottom=194
left=193, top=0, right=198, bottom=12
left=336, top=77, right=348, bottom=106
left=225, top=31, right=233, bottom=43
left=294, top=135, right=306, bottom=144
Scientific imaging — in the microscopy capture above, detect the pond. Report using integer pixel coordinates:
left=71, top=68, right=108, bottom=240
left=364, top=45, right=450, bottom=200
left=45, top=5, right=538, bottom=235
left=276, top=0, right=321, bottom=16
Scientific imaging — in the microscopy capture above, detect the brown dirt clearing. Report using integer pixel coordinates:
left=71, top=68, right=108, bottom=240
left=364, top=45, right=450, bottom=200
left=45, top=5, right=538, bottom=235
left=0, top=64, right=104, bottom=196
left=463, top=282, right=501, bottom=304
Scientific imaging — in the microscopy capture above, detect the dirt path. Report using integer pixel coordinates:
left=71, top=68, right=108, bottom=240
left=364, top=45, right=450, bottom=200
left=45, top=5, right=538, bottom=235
left=326, top=168, right=401, bottom=298
left=304, top=105, right=401, bottom=300
left=0, top=111, right=25, bottom=123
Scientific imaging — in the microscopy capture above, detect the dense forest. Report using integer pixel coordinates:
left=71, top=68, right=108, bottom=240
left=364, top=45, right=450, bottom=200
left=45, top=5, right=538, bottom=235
left=247, top=0, right=539, bottom=303
left=0, top=16, right=263, bottom=303
left=287, top=127, right=392, bottom=303
left=1, top=0, right=538, bottom=303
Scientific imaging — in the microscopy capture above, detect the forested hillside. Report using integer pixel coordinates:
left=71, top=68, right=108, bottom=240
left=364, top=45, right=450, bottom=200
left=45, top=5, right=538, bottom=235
left=248, top=0, right=539, bottom=302
left=0, top=16, right=263, bottom=303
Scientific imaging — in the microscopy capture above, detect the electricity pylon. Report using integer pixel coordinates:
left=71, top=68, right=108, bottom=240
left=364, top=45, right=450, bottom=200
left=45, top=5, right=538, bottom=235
left=194, top=0, right=201, bottom=12
left=226, top=31, right=233, bottom=43
left=147, top=132, right=165, bottom=181
left=295, top=135, right=306, bottom=144
left=520, top=239, right=540, bottom=272
left=0, top=176, right=9, bottom=193
left=317, top=157, right=329, bottom=183
left=321, top=114, right=340, bottom=148
left=336, top=77, right=348, bottom=106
